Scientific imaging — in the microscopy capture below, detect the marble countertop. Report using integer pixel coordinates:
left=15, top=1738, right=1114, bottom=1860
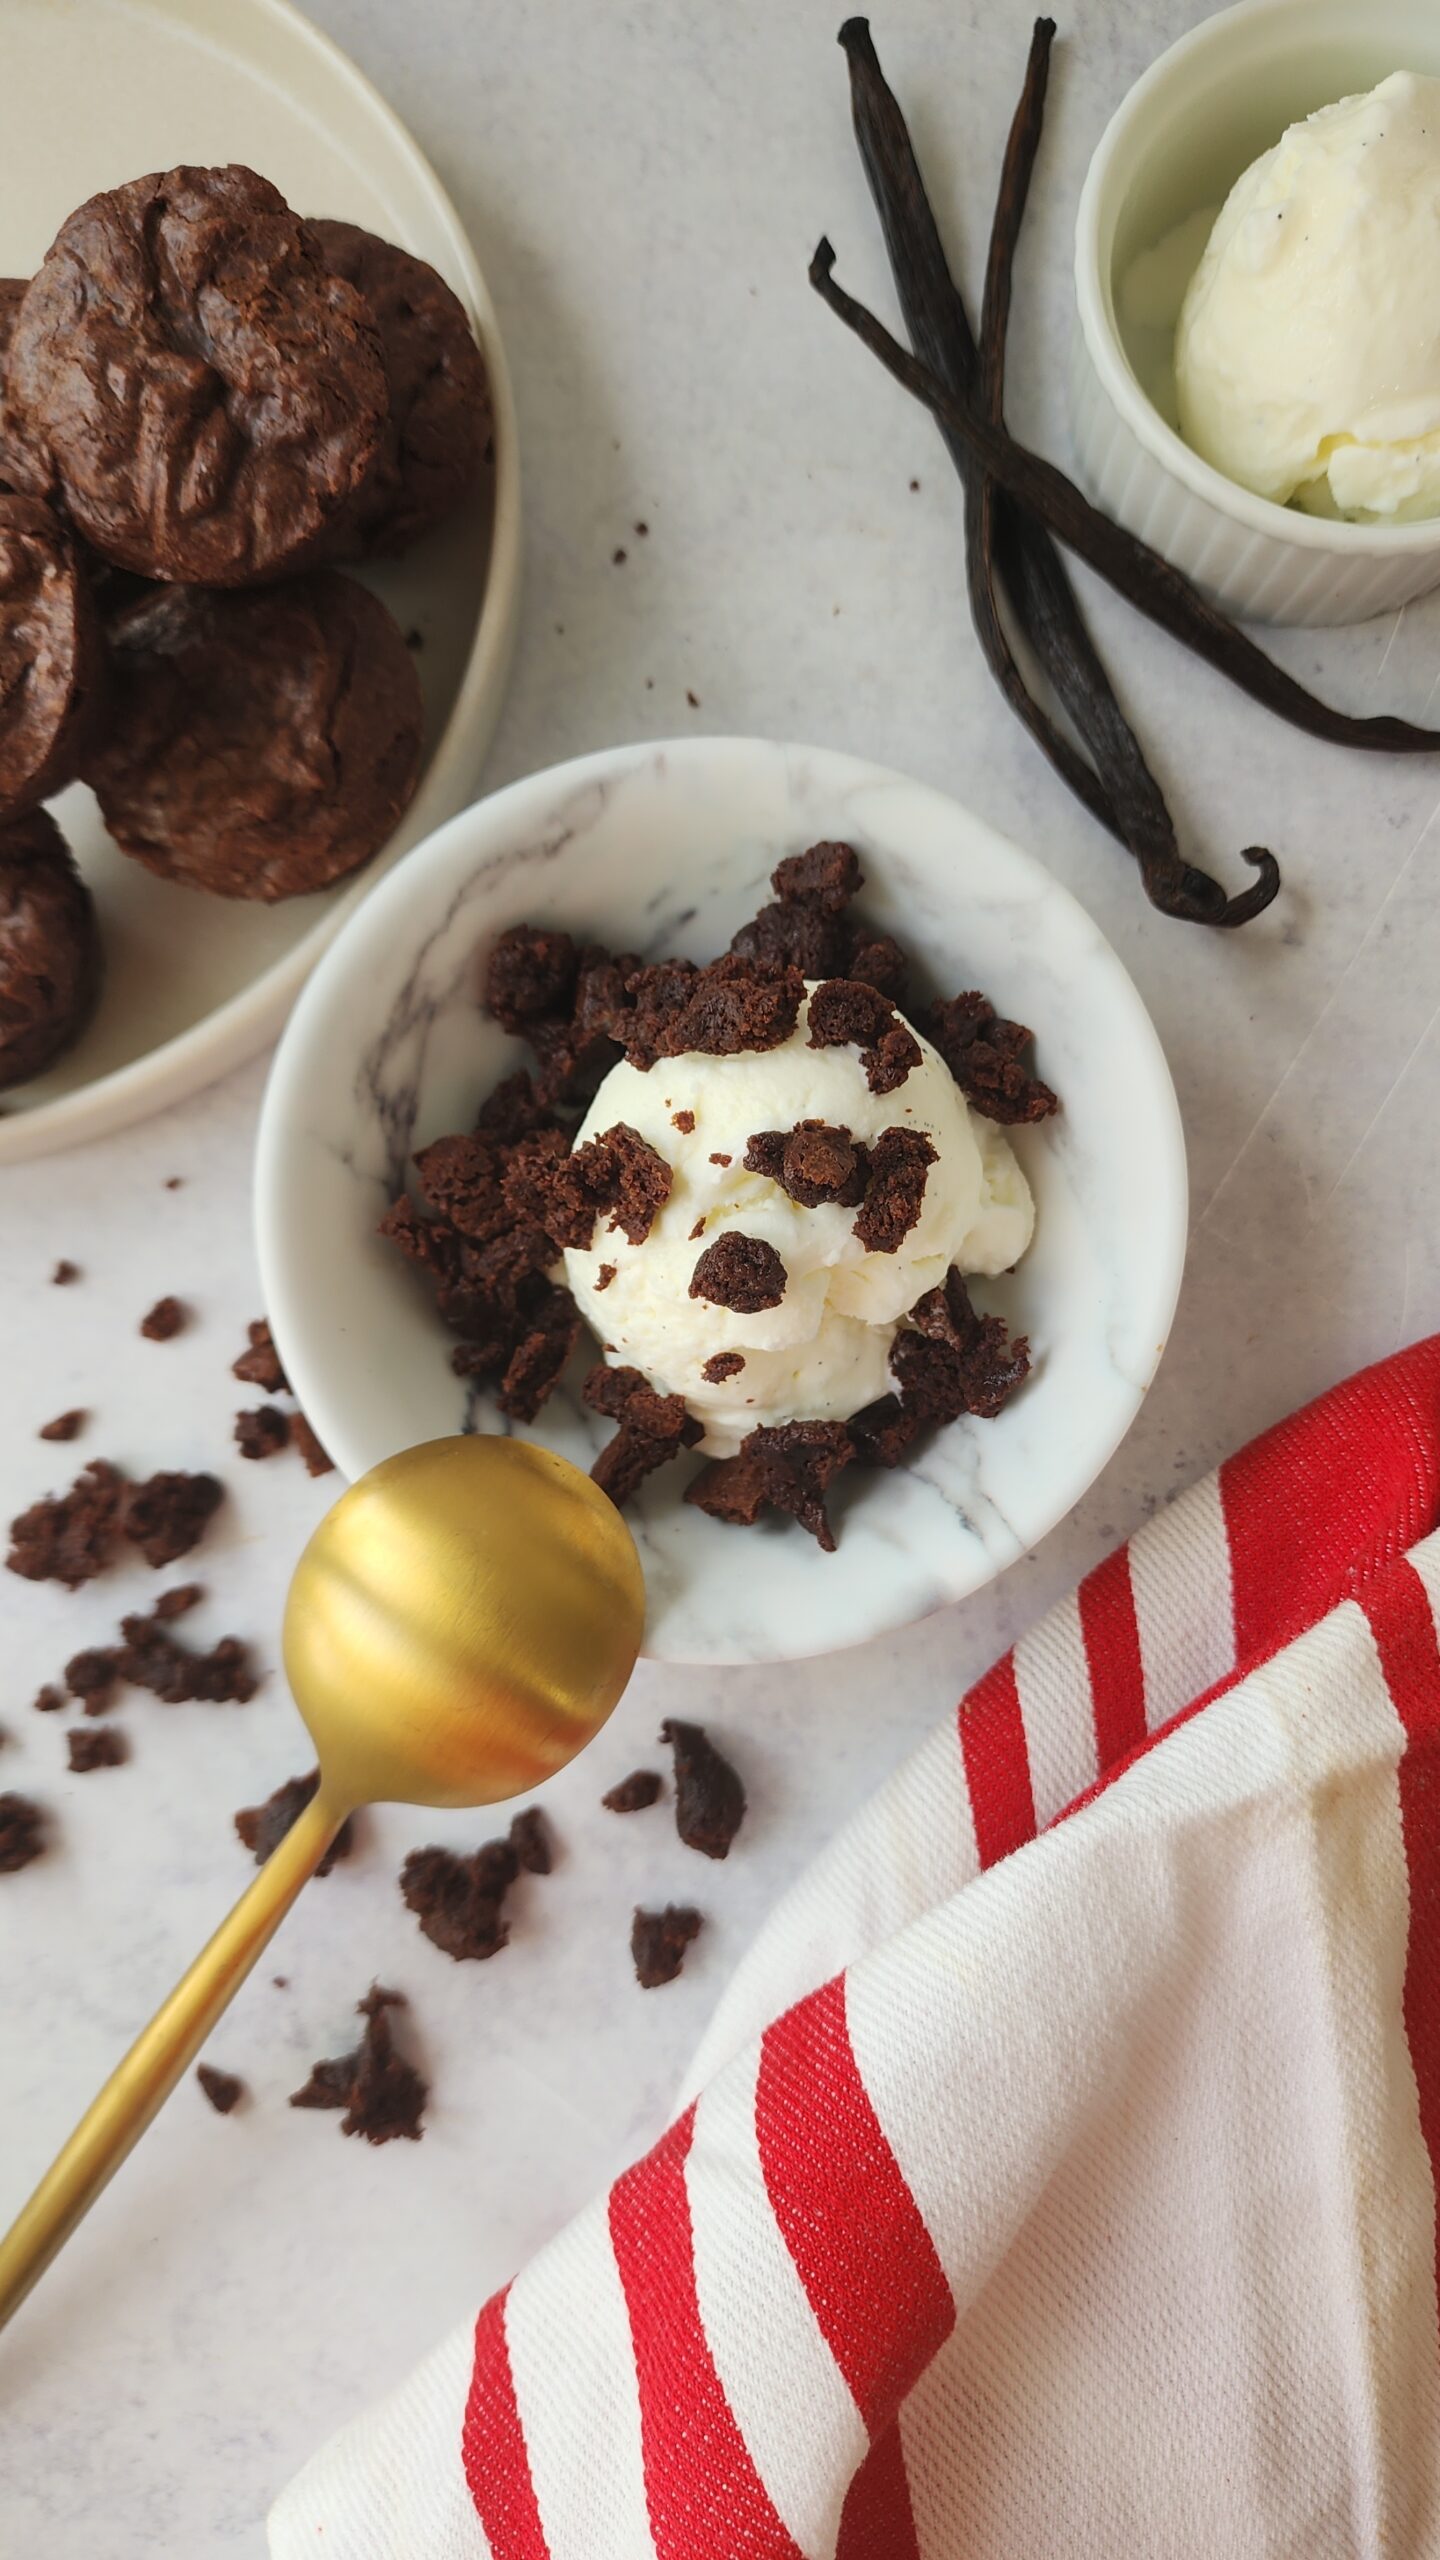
left=4, top=0, right=1440, bottom=2549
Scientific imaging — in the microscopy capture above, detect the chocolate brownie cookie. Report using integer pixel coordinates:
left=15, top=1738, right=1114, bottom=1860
left=309, top=219, right=491, bottom=555
left=0, top=811, right=100, bottom=1090
left=84, top=574, right=422, bottom=900
left=0, top=497, right=106, bottom=821
left=3, top=168, right=387, bottom=583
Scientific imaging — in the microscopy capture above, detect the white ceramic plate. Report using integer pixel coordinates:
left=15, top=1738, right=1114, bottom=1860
left=0, top=0, right=521, bottom=1164
left=255, top=738, right=1188, bottom=1666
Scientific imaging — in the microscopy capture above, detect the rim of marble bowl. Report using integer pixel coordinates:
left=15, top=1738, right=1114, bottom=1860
left=1075, top=0, right=1440, bottom=557
left=253, top=737, right=1190, bottom=1666
left=0, top=0, right=522, bottom=1166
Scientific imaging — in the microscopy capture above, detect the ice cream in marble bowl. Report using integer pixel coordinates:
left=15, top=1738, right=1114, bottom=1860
left=255, top=737, right=1186, bottom=1664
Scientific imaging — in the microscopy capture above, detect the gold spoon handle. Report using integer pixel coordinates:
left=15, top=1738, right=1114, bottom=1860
left=0, top=1788, right=349, bottom=2333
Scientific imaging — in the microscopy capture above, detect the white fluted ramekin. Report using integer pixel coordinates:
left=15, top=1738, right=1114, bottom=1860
left=1071, top=0, right=1440, bottom=626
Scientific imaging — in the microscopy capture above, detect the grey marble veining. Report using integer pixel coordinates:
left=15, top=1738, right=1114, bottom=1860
left=5, top=2, right=1440, bottom=2552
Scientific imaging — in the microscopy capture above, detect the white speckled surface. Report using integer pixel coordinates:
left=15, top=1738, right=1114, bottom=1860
left=5, top=0, right=1440, bottom=2550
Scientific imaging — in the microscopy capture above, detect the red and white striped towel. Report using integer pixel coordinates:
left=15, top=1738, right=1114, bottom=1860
left=271, top=1339, right=1440, bottom=2560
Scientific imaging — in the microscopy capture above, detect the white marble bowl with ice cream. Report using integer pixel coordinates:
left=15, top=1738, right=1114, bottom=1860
left=254, top=736, right=1186, bottom=1665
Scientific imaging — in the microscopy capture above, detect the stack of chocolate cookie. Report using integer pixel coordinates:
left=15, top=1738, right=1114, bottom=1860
left=0, top=164, right=493, bottom=1092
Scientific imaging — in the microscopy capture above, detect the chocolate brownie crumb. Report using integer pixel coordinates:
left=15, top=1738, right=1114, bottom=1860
left=672, top=1108, right=695, bottom=1133
left=155, top=1582, right=203, bottom=1620
left=122, top=1470, right=222, bottom=1569
left=745, top=1121, right=867, bottom=1210
left=702, top=1351, right=745, bottom=1384
left=660, top=1719, right=746, bottom=1859
left=805, top=976, right=892, bottom=1052
left=67, top=1724, right=127, bottom=1772
left=890, top=1270, right=1031, bottom=1424
left=924, top=992, right=1058, bottom=1125
left=0, top=1793, right=45, bottom=1871
left=595, top=1263, right=617, bottom=1292
left=509, top=1807, right=552, bottom=1875
left=290, top=1413, right=335, bottom=1478
left=613, top=546, right=627, bottom=566
left=689, top=1231, right=786, bottom=1313
left=235, top=1406, right=289, bottom=1461
left=235, top=1771, right=353, bottom=1874
left=39, top=1409, right=86, bottom=1442
left=847, top=933, right=909, bottom=1001
left=120, top=1608, right=255, bottom=1705
left=686, top=690, right=700, bottom=708
left=709, top=1153, right=732, bottom=1167
left=632, top=1904, right=702, bottom=1988
left=730, top=897, right=850, bottom=979
left=484, top=925, right=578, bottom=1033
left=290, top=1985, right=427, bottom=2144
left=621, top=955, right=803, bottom=1072
left=51, top=1259, right=79, bottom=1284
left=849, top=1393, right=923, bottom=1469
left=140, top=1295, right=186, bottom=1341
left=165, top=1176, right=184, bottom=1189
left=65, top=1647, right=119, bottom=1709
left=689, top=1219, right=707, bottom=1243
left=400, top=1837, right=522, bottom=1961
left=603, top=1769, right=662, bottom=1813
left=32, top=1683, right=64, bottom=1713
left=232, top=1318, right=289, bottom=1394
left=494, top=1288, right=582, bottom=1423
left=8, top=1459, right=125, bottom=1586
left=687, top=1419, right=853, bottom=1551
left=475, top=1070, right=555, bottom=1147
left=852, top=1129, right=937, bottom=1255
left=773, top=842, right=863, bottom=911
left=863, top=1020, right=923, bottom=1096
left=583, top=1363, right=702, bottom=1506
left=549, top=1123, right=671, bottom=1250
left=197, top=2064, right=243, bottom=2114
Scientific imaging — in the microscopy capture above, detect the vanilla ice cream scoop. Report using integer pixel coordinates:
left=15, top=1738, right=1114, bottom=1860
left=1175, top=71, right=1440, bottom=521
left=563, top=986, right=1033, bottom=1456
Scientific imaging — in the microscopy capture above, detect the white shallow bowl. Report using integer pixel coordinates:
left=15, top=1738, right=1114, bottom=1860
left=1071, top=0, right=1440, bottom=627
left=256, top=739, right=1187, bottom=1667
left=0, top=0, right=521, bottom=1164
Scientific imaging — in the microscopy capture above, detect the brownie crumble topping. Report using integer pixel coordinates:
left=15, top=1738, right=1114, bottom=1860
left=232, top=1318, right=289, bottom=1394
left=235, top=1771, right=354, bottom=1874
left=51, top=1260, right=79, bottom=1285
left=687, top=1418, right=854, bottom=1551
left=32, top=1684, right=64, bottom=1714
left=140, top=1295, right=186, bottom=1340
left=709, top=1153, right=732, bottom=1167
left=852, top=1128, right=937, bottom=1255
left=290, top=1984, right=427, bottom=2143
left=890, top=1269, right=1031, bottom=1424
left=603, top=1769, right=662, bottom=1813
left=290, top=1413, right=334, bottom=1477
left=745, top=1120, right=867, bottom=1209
left=122, top=1470, right=223, bottom=1569
left=509, top=1806, right=552, bottom=1875
left=67, top=1724, right=127, bottom=1772
left=38, top=1409, right=86, bottom=1442
left=595, top=1263, right=617, bottom=1292
left=155, top=1582, right=203, bottom=1619
left=660, top=1719, right=746, bottom=1858
left=8, top=1459, right=125, bottom=1587
left=235, top=1406, right=289, bottom=1460
left=689, top=1231, right=787, bottom=1313
left=0, top=1793, right=46, bottom=1870
left=584, top=1363, right=701, bottom=1507
left=65, top=1647, right=119, bottom=1710
left=924, top=991, right=1058, bottom=1125
left=549, top=1122, right=672, bottom=1250
left=119, top=1606, right=256, bottom=1704
left=806, top=977, right=920, bottom=1095
left=621, top=955, right=804, bottom=1071
left=197, top=2064, right=243, bottom=2114
left=632, top=1904, right=702, bottom=1988
left=702, top=1351, right=745, bottom=1384
left=689, top=1219, right=707, bottom=1243
left=672, top=1108, right=696, bottom=1133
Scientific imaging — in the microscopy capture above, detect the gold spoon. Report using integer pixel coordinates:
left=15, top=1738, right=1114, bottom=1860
left=0, top=1433, right=644, bottom=2333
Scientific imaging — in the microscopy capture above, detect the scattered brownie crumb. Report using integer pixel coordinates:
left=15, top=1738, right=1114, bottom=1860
left=583, top=1363, right=701, bottom=1506
left=235, top=1771, right=353, bottom=1873
left=689, top=1219, right=707, bottom=1242
left=632, top=1904, right=702, bottom=1988
left=806, top=978, right=920, bottom=1095
left=709, top=1153, right=732, bottom=1167
left=622, top=954, right=804, bottom=1073
left=38, top=1408, right=86, bottom=1442
left=852, top=1127, right=938, bottom=1255
left=923, top=992, right=1058, bottom=1125
left=849, top=1392, right=922, bottom=1469
left=687, top=1418, right=854, bottom=1551
left=613, top=546, right=627, bottom=565
left=672, top=1109, right=696, bottom=1133
left=910, top=476, right=920, bottom=490
left=290, top=1413, right=334, bottom=1478
left=140, top=1295, right=186, bottom=1341
left=745, top=1121, right=867, bottom=1209
left=67, top=1724, right=127, bottom=1772
left=660, top=1719, right=746, bottom=1858
left=689, top=1230, right=786, bottom=1313
left=685, top=690, right=700, bottom=709
left=197, top=2063, right=243, bottom=2114
left=155, top=1581, right=203, bottom=1619
left=549, top=1122, right=672, bottom=1250
left=485, top=925, right=579, bottom=1033
left=890, top=1269, right=1031, bottom=1424
left=65, top=1646, right=119, bottom=1710
left=0, top=1793, right=45, bottom=1871
left=773, top=843, right=863, bottom=910
left=272, top=1976, right=288, bottom=1989
left=290, top=1984, right=427, bottom=2143
left=120, top=1606, right=256, bottom=1704
left=509, top=1806, right=552, bottom=1875
left=164, top=1176, right=184, bottom=1189
left=235, top=1405, right=289, bottom=1461
left=32, top=1683, right=64, bottom=1714
left=51, top=1260, right=78, bottom=1285
left=232, top=1318, right=289, bottom=1394
left=702, top=1351, right=745, bottom=1383
left=595, top=1263, right=617, bottom=1292
left=8, top=1459, right=125, bottom=1587
left=603, top=1769, right=662, bottom=1813
left=634, top=520, right=649, bottom=537
left=400, top=1836, right=522, bottom=1961
left=122, top=1470, right=223, bottom=1569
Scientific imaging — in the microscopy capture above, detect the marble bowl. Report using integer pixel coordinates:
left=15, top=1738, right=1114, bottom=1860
left=254, top=738, right=1187, bottom=1665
